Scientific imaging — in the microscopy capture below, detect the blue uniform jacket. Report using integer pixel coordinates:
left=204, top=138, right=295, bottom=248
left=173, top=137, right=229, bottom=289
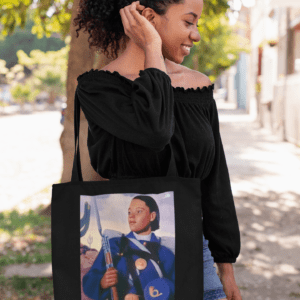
left=82, top=231, right=175, bottom=300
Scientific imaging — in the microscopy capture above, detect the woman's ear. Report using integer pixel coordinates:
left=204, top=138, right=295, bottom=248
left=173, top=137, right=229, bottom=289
left=141, top=7, right=156, bottom=27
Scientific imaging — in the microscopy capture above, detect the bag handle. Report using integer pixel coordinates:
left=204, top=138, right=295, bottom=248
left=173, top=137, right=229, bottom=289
left=71, top=88, right=178, bottom=182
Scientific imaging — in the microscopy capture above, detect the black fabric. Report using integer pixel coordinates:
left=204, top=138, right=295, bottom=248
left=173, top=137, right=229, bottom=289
left=124, top=251, right=144, bottom=297
left=76, top=67, right=241, bottom=264
left=51, top=71, right=206, bottom=300
left=52, top=177, right=204, bottom=300
left=76, top=68, right=175, bottom=152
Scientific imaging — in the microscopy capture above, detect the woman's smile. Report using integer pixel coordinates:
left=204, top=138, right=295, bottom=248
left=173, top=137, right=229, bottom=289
left=181, top=44, right=191, bottom=55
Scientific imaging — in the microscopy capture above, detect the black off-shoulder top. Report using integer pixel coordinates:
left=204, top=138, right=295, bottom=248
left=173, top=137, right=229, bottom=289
left=76, top=67, right=241, bottom=263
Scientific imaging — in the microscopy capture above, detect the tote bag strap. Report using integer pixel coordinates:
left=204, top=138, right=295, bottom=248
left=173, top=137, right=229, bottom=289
left=71, top=88, right=178, bottom=182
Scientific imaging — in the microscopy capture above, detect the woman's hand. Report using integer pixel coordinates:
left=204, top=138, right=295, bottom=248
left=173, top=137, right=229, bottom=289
left=119, top=1, right=162, bottom=51
left=125, top=293, right=140, bottom=300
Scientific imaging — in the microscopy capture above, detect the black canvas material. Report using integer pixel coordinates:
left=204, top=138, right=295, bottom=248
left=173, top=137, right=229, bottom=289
left=51, top=90, right=203, bottom=300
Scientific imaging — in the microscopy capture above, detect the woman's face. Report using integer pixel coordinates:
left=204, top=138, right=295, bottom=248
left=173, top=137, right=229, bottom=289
left=155, top=0, right=203, bottom=63
left=128, top=199, right=156, bottom=234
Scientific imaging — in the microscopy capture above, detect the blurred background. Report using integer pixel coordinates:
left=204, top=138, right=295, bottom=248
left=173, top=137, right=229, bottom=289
left=0, top=0, right=300, bottom=299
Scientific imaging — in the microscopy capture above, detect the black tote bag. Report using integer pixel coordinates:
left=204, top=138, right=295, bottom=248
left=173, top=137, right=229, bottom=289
left=51, top=90, right=203, bottom=300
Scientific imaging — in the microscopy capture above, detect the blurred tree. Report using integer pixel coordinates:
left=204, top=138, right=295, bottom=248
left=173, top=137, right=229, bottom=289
left=0, top=98, right=8, bottom=113
left=10, top=81, right=40, bottom=112
left=16, top=45, right=68, bottom=105
left=183, top=12, right=251, bottom=82
left=34, top=66, right=65, bottom=105
left=0, top=59, right=9, bottom=84
left=0, top=61, right=27, bottom=113
left=4, top=62, right=39, bottom=112
left=2, top=62, right=26, bottom=84
left=0, top=0, right=72, bottom=39
left=0, top=9, right=66, bottom=68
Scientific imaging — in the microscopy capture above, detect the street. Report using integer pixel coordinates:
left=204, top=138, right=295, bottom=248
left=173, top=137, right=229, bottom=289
left=217, top=99, right=300, bottom=300
left=0, top=110, right=63, bottom=212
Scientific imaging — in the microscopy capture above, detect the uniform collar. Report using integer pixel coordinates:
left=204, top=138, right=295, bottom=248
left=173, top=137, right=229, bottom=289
left=133, top=231, right=152, bottom=241
left=127, top=231, right=160, bottom=243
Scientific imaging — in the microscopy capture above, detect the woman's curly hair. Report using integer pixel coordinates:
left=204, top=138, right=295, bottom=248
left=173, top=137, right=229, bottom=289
left=73, top=0, right=184, bottom=60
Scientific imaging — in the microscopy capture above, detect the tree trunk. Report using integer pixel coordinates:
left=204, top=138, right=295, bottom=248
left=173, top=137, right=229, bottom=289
left=48, top=90, right=55, bottom=105
left=40, top=0, right=131, bottom=217
left=40, top=0, right=110, bottom=216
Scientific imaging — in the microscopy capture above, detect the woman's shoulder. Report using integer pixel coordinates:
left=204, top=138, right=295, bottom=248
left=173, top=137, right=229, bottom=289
left=172, top=62, right=212, bottom=90
left=99, top=58, right=213, bottom=90
left=189, top=69, right=212, bottom=88
left=77, top=60, right=213, bottom=94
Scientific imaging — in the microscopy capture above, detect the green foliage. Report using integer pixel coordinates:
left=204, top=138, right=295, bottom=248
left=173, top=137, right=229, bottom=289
left=0, top=209, right=50, bottom=233
left=202, top=0, right=230, bottom=17
left=183, top=14, right=251, bottom=82
left=0, top=7, right=66, bottom=81
left=0, top=275, right=54, bottom=299
left=10, top=81, right=39, bottom=103
left=0, top=0, right=72, bottom=39
left=5, top=62, right=42, bottom=105
left=0, top=9, right=66, bottom=68
left=0, top=59, right=10, bottom=96
left=0, top=209, right=51, bottom=267
left=17, top=44, right=69, bottom=74
left=2, top=63, right=26, bottom=84
left=10, top=44, right=69, bottom=102
left=0, top=59, right=9, bottom=79
left=0, top=100, right=9, bottom=108
left=11, top=276, right=53, bottom=297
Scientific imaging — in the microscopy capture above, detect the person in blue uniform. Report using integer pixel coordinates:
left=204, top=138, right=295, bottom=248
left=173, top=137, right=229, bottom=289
left=82, top=195, right=175, bottom=300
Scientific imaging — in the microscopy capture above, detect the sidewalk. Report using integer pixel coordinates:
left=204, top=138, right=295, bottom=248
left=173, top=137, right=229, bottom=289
left=218, top=99, right=300, bottom=197
left=0, top=101, right=62, bottom=117
left=216, top=98, right=300, bottom=300
left=3, top=98, right=300, bottom=299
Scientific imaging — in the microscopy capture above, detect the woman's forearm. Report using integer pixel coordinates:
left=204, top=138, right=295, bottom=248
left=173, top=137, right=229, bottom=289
left=216, top=262, right=234, bottom=276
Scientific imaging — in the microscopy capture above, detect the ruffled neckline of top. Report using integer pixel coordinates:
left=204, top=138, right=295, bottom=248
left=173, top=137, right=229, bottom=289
left=77, top=68, right=215, bottom=94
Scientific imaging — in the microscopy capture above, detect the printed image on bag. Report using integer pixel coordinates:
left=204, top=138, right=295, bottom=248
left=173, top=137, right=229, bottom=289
left=80, top=192, right=176, bottom=300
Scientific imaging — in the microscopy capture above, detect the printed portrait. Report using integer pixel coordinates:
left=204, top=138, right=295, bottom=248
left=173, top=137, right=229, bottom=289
left=80, top=192, right=176, bottom=300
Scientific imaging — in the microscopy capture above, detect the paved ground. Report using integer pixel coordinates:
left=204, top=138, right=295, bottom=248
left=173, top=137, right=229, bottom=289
left=0, top=108, right=63, bottom=212
left=2, top=98, right=300, bottom=299
left=217, top=99, right=300, bottom=300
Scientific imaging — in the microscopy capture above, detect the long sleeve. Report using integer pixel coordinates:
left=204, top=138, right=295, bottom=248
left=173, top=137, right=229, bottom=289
left=76, top=68, right=175, bottom=152
left=200, top=98, right=241, bottom=263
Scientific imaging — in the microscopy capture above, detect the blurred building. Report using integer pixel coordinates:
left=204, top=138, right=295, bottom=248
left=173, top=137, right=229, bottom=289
left=250, top=0, right=300, bottom=145
left=217, top=2, right=252, bottom=112
left=236, top=4, right=252, bottom=111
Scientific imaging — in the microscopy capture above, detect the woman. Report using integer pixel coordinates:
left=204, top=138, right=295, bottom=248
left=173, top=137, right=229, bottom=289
left=74, top=0, right=242, bottom=299
left=82, top=195, right=175, bottom=300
